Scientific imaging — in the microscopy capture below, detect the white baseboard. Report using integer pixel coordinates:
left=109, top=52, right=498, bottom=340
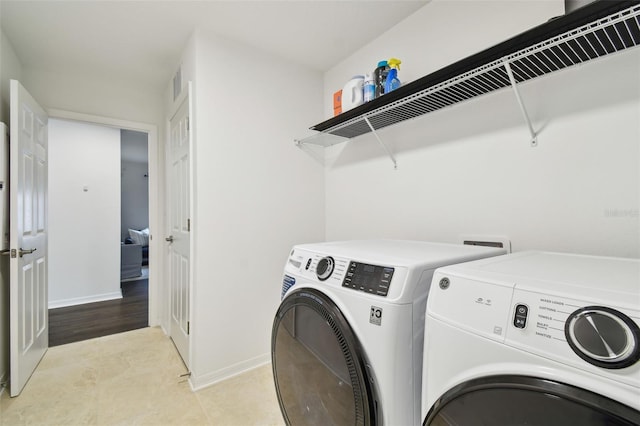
left=48, top=290, right=123, bottom=309
left=189, top=353, right=271, bottom=392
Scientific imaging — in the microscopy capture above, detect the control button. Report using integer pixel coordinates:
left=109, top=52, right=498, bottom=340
left=513, top=304, right=528, bottom=329
left=305, top=258, right=312, bottom=270
left=566, top=306, right=640, bottom=369
left=316, top=257, right=335, bottom=281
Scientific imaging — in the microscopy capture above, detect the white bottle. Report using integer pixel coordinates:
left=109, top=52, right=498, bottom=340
left=342, top=75, right=364, bottom=112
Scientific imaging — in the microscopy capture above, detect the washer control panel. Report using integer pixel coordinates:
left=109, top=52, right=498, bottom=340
left=428, top=271, right=640, bottom=388
left=507, top=289, right=640, bottom=388
left=342, top=261, right=394, bottom=297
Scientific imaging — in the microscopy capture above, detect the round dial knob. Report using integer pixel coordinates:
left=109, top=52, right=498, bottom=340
left=565, top=306, right=640, bottom=369
left=316, top=257, right=335, bottom=281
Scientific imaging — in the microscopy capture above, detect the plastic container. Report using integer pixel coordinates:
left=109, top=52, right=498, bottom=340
left=363, top=73, right=375, bottom=102
left=384, top=58, right=402, bottom=93
left=374, top=60, right=389, bottom=98
left=341, top=75, right=364, bottom=112
left=333, top=90, right=342, bottom=116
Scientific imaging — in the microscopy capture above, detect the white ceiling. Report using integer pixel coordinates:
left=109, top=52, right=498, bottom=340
left=1, top=0, right=427, bottom=92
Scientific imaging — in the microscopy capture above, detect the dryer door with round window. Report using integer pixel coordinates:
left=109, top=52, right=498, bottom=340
left=271, top=288, right=378, bottom=426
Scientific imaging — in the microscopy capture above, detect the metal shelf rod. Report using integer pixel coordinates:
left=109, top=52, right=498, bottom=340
left=504, top=60, right=538, bottom=147
left=364, top=117, right=397, bottom=169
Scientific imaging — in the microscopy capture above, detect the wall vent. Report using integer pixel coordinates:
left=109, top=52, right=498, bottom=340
left=464, top=240, right=504, bottom=248
left=460, top=235, right=512, bottom=253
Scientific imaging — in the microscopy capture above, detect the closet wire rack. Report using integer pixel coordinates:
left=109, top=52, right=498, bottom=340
left=303, top=3, right=640, bottom=143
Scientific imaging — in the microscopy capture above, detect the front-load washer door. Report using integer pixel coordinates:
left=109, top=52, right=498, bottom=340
left=271, top=288, right=378, bottom=426
left=423, top=375, right=640, bottom=426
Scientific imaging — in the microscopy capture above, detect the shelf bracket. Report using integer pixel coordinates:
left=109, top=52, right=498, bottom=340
left=364, top=117, right=397, bottom=169
left=503, top=60, right=538, bottom=147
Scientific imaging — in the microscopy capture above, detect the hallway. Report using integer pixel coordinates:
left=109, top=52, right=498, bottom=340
left=48, top=279, right=149, bottom=347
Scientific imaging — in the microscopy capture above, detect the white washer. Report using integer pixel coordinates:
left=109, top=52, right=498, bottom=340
left=421, top=251, right=640, bottom=425
left=271, top=240, right=506, bottom=426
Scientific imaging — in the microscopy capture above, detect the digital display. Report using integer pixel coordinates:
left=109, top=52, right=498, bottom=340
left=342, top=261, right=394, bottom=296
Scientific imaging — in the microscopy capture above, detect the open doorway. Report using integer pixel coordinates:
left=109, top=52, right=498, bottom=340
left=46, top=119, right=152, bottom=346
left=120, top=129, right=150, bottom=282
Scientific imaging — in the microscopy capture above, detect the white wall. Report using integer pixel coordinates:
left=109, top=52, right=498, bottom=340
left=0, top=25, right=22, bottom=390
left=0, top=28, right=23, bottom=125
left=182, top=29, right=325, bottom=389
left=324, top=0, right=640, bottom=259
left=48, top=118, right=122, bottom=307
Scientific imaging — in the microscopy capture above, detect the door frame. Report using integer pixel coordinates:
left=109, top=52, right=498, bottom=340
left=47, top=109, right=161, bottom=327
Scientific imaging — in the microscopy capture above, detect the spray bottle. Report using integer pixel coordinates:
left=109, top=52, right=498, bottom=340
left=384, top=58, right=402, bottom=93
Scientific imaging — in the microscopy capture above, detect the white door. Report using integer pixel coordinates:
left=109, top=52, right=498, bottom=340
left=167, top=92, right=191, bottom=367
left=9, top=80, right=48, bottom=397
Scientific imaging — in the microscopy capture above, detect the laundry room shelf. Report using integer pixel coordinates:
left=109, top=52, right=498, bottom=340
left=297, top=1, right=640, bottom=148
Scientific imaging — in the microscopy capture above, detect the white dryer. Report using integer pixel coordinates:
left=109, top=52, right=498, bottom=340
left=271, top=240, right=505, bottom=426
left=421, top=251, right=640, bottom=425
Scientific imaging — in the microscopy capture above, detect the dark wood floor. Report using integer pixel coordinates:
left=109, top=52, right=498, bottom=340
left=48, top=279, right=149, bottom=347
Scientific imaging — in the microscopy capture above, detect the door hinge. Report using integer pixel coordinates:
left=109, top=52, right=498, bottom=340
left=187, top=219, right=191, bottom=232
left=187, top=321, right=190, bottom=335
left=0, top=249, right=16, bottom=258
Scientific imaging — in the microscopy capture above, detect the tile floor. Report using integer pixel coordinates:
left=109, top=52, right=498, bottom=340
left=0, top=327, right=285, bottom=425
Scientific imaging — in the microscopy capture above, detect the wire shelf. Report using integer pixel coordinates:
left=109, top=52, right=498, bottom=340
left=305, top=3, right=640, bottom=142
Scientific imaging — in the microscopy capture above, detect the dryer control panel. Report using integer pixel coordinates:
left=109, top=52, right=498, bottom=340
left=342, top=261, right=394, bottom=297
left=284, top=247, right=406, bottom=299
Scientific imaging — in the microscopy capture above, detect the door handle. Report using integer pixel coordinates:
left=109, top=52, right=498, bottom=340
left=165, top=236, right=174, bottom=243
left=19, top=248, right=37, bottom=257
